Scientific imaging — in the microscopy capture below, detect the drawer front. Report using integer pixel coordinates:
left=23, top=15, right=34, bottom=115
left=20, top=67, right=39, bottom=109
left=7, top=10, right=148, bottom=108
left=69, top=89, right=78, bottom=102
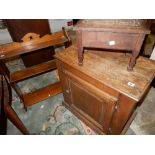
left=82, top=31, right=139, bottom=51
left=65, top=70, right=118, bottom=133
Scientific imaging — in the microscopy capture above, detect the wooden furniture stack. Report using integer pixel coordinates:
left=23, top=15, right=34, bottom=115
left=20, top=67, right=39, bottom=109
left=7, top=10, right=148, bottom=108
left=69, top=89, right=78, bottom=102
left=55, top=45, right=155, bottom=134
left=55, top=19, right=154, bottom=134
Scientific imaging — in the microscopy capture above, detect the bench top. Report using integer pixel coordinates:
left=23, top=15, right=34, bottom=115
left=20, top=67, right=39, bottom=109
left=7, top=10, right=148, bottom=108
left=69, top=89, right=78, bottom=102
left=74, top=19, right=151, bottom=34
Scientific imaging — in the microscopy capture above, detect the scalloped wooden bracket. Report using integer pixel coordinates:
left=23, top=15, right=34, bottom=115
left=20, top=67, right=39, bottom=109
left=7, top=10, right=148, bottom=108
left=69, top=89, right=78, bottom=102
left=0, top=28, right=71, bottom=59
left=21, top=33, right=40, bottom=42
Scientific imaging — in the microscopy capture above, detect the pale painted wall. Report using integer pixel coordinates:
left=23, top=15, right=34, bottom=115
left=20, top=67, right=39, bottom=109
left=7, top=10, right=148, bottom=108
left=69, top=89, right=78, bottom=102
left=150, top=46, right=155, bottom=60
left=0, top=28, right=12, bottom=44
left=48, top=19, right=73, bottom=32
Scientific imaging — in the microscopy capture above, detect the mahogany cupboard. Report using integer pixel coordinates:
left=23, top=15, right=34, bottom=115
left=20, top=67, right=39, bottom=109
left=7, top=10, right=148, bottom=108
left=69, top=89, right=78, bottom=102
left=55, top=46, right=155, bottom=134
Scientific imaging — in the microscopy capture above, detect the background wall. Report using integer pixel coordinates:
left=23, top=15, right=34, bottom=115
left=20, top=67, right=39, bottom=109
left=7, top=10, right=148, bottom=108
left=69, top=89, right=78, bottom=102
left=0, top=19, right=12, bottom=44
left=48, top=19, right=73, bottom=32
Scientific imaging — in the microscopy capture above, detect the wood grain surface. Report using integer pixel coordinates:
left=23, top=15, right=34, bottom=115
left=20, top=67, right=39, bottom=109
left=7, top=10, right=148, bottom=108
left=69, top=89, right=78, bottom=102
left=55, top=45, right=155, bottom=101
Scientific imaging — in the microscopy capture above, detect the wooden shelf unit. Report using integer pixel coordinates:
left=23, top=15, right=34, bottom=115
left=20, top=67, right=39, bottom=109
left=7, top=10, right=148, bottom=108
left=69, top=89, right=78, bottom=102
left=0, top=29, right=71, bottom=109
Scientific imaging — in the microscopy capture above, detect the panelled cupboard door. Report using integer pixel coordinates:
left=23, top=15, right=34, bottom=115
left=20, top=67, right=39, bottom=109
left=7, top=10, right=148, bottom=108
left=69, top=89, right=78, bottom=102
left=65, top=70, right=118, bottom=133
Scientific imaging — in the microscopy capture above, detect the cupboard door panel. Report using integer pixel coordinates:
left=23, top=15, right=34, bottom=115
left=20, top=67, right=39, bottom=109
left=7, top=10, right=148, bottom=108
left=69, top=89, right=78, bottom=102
left=70, top=80, right=105, bottom=125
left=64, top=69, right=118, bottom=132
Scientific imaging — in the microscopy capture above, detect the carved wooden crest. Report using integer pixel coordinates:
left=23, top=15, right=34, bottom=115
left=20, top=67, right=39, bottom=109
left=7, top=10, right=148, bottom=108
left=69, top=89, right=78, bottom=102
left=0, top=28, right=71, bottom=59
left=21, top=33, right=40, bottom=42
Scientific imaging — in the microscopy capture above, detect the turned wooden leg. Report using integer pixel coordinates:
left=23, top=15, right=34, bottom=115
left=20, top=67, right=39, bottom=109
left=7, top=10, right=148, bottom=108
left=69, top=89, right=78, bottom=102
left=76, top=30, right=83, bottom=66
left=127, top=50, right=140, bottom=71
left=77, top=34, right=83, bottom=65
left=127, top=34, right=145, bottom=71
left=78, top=46, right=84, bottom=66
left=4, top=104, right=29, bottom=135
left=127, top=56, right=136, bottom=71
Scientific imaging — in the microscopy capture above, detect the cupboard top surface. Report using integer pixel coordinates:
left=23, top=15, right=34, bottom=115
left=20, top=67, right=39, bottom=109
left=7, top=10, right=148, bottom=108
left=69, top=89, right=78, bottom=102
left=74, top=19, right=151, bottom=34
left=55, top=45, right=155, bottom=101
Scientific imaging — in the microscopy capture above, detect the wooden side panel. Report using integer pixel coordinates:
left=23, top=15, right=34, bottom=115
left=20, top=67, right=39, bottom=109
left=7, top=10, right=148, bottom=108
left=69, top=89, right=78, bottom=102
left=56, top=60, right=71, bottom=105
left=109, top=94, right=137, bottom=134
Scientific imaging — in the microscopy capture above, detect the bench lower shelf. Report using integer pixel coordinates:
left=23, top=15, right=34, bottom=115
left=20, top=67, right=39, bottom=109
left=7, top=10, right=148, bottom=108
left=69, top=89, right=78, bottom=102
left=23, top=82, right=62, bottom=106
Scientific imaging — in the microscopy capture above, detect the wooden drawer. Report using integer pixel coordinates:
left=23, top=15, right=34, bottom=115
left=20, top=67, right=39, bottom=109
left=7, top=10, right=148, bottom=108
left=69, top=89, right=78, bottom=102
left=82, top=31, right=139, bottom=51
left=64, top=69, right=118, bottom=133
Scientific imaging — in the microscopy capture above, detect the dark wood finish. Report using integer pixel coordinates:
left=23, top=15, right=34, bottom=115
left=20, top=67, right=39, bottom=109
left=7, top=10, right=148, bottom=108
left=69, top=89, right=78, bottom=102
left=10, top=59, right=56, bottom=82
left=4, top=19, right=55, bottom=67
left=74, top=19, right=151, bottom=71
left=121, top=109, right=137, bottom=135
left=0, top=75, right=7, bottom=134
left=0, top=74, right=29, bottom=135
left=0, top=31, right=69, bottom=59
left=55, top=45, right=155, bottom=134
left=23, top=82, right=62, bottom=106
left=0, top=29, right=71, bottom=109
